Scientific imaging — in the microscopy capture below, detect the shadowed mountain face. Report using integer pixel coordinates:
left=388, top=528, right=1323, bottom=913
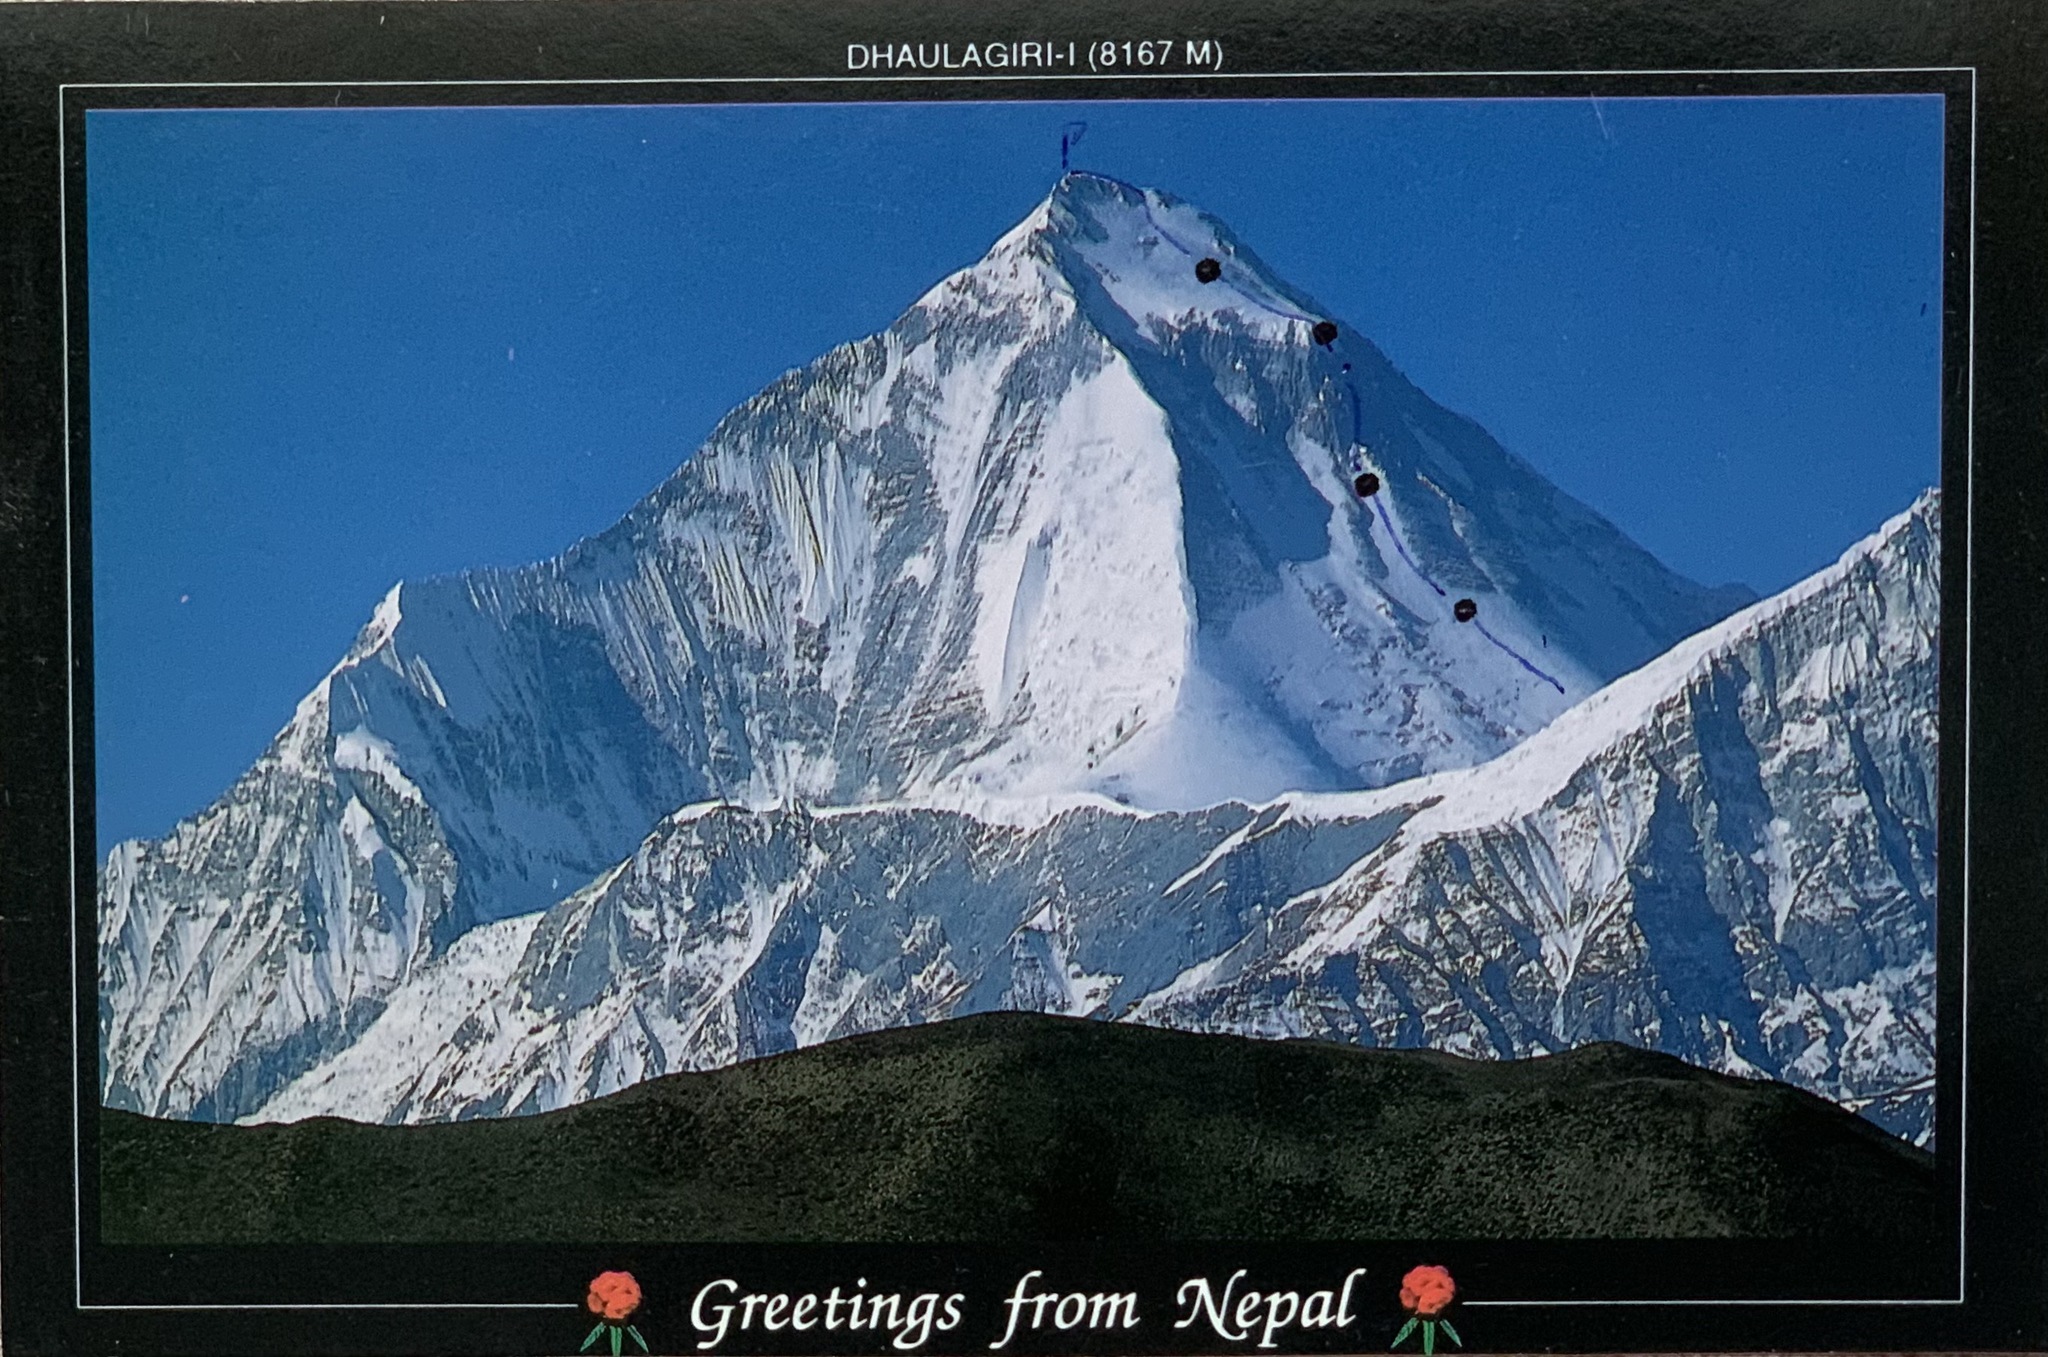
left=102, top=1013, right=1938, bottom=1245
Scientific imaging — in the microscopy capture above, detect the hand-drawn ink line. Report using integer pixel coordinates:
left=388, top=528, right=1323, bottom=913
left=1341, top=378, right=1569, bottom=696
left=1477, top=621, right=1568, bottom=693
left=1368, top=494, right=1448, bottom=598
left=1080, top=171, right=1321, bottom=326
left=1072, top=168, right=1569, bottom=698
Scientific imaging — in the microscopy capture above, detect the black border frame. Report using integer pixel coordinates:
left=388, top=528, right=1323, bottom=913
left=4, top=4, right=2044, bottom=1354
left=57, top=62, right=1977, bottom=1315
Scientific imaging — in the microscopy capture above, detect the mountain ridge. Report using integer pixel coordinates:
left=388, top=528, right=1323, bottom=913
left=105, top=1012, right=1939, bottom=1244
left=104, top=174, right=1876, bottom=1133
left=247, top=493, right=1936, bottom=1142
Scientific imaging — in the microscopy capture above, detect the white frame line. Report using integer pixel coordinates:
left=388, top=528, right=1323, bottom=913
left=1957, top=60, right=1978, bottom=1303
left=89, top=1304, right=581, bottom=1312
left=57, top=63, right=1976, bottom=1314
left=57, top=65, right=1976, bottom=90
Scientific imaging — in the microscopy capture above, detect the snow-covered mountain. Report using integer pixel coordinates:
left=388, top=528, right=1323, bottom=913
left=103, top=172, right=1770, bottom=1125
left=250, top=493, right=1938, bottom=1143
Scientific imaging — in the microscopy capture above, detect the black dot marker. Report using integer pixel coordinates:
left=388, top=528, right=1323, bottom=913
left=1341, top=362, right=1352, bottom=372
left=1353, top=472, right=1381, bottom=499
left=1312, top=320, right=1339, bottom=347
left=1194, top=257, right=1222, bottom=284
left=1453, top=598, right=1478, bottom=623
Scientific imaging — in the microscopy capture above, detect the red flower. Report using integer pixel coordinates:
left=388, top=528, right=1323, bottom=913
left=1399, top=1265, right=1456, bottom=1318
left=587, top=1271, right=642, bottom=1322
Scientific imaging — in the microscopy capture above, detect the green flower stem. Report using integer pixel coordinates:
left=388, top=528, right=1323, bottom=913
left=1395, top=1311, right=1464, bottom=1353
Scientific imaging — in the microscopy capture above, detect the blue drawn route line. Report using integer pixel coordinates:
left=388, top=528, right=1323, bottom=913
left=1369, top=495, right=1447, bottom=598
left=1072, top=172, right=1570, bottom=700
left=1343, top=375, right=1569, bottom=697
left=1082, top=171, right=1320, bottom=326
left=1477, top=622, right=1568, bottom=695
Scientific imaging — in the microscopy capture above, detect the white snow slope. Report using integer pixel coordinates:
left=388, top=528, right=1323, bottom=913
left=251, top=494, right=1938, bottom=1144
left=110, top=172, right=1899, bottom=1136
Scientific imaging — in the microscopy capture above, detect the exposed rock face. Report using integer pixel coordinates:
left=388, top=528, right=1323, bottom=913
left=1134, top=493, right=1939, bottom=1144
left=251, top=498, right=1937, bottom=1143
left=105, top=174, right=1932, bottom=1146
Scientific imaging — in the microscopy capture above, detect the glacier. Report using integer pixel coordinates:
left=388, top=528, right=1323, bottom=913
left=100, top=172, right=1934, bottom=1143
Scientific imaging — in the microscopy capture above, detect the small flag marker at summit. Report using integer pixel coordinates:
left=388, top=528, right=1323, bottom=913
left=1059, top=121, right=1087, bottom=172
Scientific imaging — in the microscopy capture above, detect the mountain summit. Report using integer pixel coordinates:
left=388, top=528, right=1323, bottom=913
left=553, top=169, right=1752, bottom=810
left=105, top=175, right=1757, bottom=1123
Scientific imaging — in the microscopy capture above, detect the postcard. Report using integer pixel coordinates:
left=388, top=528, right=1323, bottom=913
left=1, top=2, right=2043, bottom=1353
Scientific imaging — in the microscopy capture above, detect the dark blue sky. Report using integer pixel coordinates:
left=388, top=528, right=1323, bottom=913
left=87, top=95, right=1945, bottom=850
